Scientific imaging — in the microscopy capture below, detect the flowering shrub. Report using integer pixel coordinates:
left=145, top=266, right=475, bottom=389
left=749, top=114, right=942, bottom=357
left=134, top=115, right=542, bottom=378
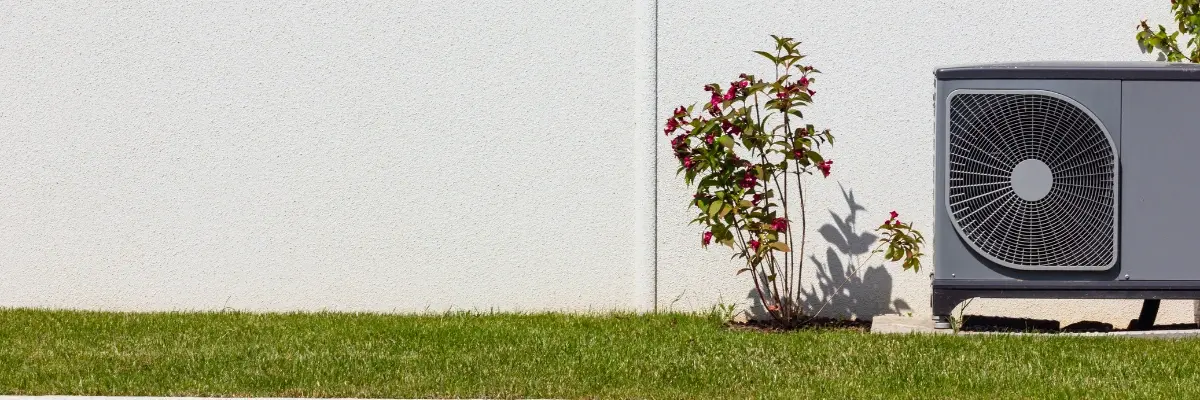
left=664, top=36, right=924, bottom=324
left=1137, top=0, right=1199, bottom=62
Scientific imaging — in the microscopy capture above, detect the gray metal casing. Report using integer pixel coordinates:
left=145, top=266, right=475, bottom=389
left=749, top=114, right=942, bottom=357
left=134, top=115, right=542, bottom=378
left=934, top=63, right=1200, bottom=285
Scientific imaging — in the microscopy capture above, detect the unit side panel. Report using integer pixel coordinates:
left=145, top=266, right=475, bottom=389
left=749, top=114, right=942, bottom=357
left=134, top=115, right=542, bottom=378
left=1120, top=81, right=1200, bottom=280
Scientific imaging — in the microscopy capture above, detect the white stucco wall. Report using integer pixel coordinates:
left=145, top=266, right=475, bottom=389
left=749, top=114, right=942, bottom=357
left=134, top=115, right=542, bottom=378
left=0, top=1, right=1188, bottom=325
left=0, top=1, right=652, bottom=312
left=656, top=1, right=1188, bottom=325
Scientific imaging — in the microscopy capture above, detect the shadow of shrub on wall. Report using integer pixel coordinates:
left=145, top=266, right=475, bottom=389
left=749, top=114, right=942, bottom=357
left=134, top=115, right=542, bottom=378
left=742, top=186, right=912, bottom=320
left=800, top=186, right=911, bottom=319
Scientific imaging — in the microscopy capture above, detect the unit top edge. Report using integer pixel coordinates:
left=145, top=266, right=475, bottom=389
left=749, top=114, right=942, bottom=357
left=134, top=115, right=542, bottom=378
left=935, top=61, right=1200, bottom=81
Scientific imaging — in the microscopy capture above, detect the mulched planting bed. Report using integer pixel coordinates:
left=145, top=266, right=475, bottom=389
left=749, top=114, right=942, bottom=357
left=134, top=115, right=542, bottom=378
left=727, top=315, right=872, bottom=332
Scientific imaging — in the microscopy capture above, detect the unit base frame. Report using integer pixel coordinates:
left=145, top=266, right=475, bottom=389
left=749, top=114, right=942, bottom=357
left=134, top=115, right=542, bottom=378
left=931, top=279, right=1200, bottom=328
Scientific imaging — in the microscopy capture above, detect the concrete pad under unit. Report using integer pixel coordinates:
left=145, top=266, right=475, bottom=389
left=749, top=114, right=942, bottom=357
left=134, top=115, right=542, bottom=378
left=870, top=314, right=942, bottom=334
left=870, top=314, right=1200, bottom=338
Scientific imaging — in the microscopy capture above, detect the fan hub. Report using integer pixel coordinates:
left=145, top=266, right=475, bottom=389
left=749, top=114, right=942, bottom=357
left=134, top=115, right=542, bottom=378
left=1011, top=159, right=1053, bottom=201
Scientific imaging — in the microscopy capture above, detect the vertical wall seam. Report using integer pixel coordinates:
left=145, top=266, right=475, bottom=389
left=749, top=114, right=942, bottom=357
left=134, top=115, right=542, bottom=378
left=634, top=0, right=659, bottom=313
left=651, top=0, right=659, bottom=313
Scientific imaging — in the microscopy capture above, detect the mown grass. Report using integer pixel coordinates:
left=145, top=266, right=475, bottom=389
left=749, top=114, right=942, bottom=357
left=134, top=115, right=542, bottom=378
left=0, top=309, right=1197, bottom=399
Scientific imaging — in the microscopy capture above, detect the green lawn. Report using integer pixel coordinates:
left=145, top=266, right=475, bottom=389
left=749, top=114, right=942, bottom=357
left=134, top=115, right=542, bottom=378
left=1, top=309, right=1197, bottom=399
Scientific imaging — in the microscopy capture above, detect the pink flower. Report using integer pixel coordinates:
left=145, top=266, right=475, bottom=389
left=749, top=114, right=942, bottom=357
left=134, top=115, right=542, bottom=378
left=793, top=147, right=805, bottom=159
left=772, top=218, right=788, bottom=233
left=738, top=171, right=757, bottom=189
left=749, top=240, right=761, bottom=251
left=807, top=89, right=816, bottom=96
left=664, top=118, right=679, bottom=135
left=702, top=231, right=713, bottom=246
left=723, top=86, right=738, bottom=101
left=889, top=210, right=899, bottom=221
left=799, top=76, right=809, bottom=86
left=705, top=84, right=723, bottom=110
left=704, top=134, right=714, bottom=145
left=721, top=120, right=742, bottom=136
left=817, top=160, right=833, bottom=177
left=671, top=134, right=688, bottom=149
left=664, top=106, right=689, bottom=136
left=751, top=193, right=763, bottom=206
left=738, top=80, right=750, bottom=89
left=683, top=156, right=696, bottom=170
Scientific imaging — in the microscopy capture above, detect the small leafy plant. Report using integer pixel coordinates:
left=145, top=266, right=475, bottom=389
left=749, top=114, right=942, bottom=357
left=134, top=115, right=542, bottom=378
left=663, top=36, right=924, bottom=325
left=1137, top=0, right=1200, bottom=62
left=950, top=298, right=975, bottom=334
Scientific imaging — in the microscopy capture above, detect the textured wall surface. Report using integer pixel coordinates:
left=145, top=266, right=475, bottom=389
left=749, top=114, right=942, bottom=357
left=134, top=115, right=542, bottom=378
left=0, top=1, right=650, bottom=312
left=1, top=1, right=1189, bottom=325
left=655, top=0, right=1190, bottom=325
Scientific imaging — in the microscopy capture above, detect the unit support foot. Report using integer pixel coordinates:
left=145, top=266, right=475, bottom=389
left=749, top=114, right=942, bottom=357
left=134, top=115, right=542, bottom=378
left=1132, top=299, right=1161, bottom=330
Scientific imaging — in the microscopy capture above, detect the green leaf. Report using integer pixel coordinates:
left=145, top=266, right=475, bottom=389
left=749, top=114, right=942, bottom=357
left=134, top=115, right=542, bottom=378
left=769, top=242, right=792, bottom=252
left=718, top=135, right=734, bottom=149
left=807, top=151, right=824, bottom=165
left=753, top=50, right=779, bottom=63
left=707, top=201, right=724, bottom=217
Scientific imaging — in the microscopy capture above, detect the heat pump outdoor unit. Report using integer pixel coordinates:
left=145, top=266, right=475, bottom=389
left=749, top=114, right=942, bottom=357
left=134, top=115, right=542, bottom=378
left=932, top=62, right=1200, bottom=329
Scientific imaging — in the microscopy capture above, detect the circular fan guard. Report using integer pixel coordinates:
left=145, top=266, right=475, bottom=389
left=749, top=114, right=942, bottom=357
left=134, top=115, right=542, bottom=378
left=946, top=90, right=1117, bottom=270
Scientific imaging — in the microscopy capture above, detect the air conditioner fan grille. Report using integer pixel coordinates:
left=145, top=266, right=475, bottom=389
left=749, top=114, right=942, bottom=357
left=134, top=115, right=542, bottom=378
left=947, top=92, right=1117, bottom=270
